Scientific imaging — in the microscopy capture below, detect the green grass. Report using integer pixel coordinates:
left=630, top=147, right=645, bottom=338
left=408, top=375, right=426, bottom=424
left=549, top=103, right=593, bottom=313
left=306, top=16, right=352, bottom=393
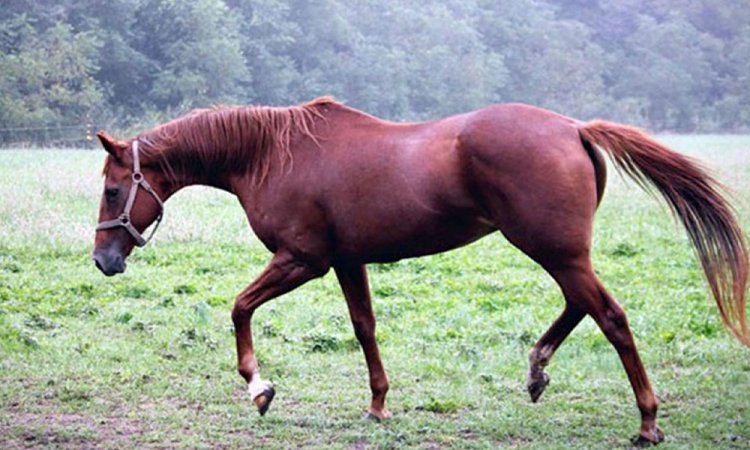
left=1, top=136, right=749, bottom=449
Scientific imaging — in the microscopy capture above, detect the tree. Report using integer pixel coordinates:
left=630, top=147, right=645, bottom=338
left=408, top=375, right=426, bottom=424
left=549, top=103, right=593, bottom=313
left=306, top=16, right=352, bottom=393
left=715, top=26, right=750, bottom=130
left=0, top=16, right=103, bottom=129
left=135, top=0, right=250, bottom=110
left=2, top=0, right=750, bottom=136
left=229, top=0, right=302, bottom=106
left=610, top=16, right=722, bottom=130
left=477, top=0, right=607, bottom=119
left=289, top=0, right=507, bottom=120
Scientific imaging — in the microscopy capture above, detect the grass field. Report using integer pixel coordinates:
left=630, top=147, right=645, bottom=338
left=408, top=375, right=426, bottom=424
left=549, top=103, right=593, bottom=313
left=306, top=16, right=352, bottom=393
left=1, top=136, right=749, bottom=449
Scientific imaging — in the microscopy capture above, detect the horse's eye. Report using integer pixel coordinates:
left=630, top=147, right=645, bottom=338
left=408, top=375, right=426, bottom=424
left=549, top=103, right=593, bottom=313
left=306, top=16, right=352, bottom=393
left=105, top=188, right=119, bottom=199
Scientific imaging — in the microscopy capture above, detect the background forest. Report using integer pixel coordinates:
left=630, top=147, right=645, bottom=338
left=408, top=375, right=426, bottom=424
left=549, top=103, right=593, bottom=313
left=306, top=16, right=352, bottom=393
left=2, top=0, right=750, bottom=145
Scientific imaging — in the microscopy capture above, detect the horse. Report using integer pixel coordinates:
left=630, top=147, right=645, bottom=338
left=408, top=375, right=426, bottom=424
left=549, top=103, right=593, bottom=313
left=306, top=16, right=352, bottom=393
left=92, top=97, right=748, bottom=445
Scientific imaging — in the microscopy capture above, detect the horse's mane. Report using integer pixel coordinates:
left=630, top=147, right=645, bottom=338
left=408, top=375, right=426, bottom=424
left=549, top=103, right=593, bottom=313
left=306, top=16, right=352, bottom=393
left=137, top=96, right=338, bottom=186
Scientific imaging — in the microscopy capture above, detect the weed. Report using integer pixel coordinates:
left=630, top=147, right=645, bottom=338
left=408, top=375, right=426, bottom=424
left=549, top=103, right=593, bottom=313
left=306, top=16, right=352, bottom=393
left=303, top=329, right=343, bottom=353
left=24, top=314, right=58, bottom=330
left=419, top=396, right=463, bottom=414
left=174, top=284, right=198, bottom=295
left=611, top=242, right=641, bottom=257
left=115, top=312, right=134, bottom=324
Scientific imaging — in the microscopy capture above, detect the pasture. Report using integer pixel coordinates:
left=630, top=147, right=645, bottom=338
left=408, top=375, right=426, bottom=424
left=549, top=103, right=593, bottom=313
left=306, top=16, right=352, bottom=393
left=1, top=135, right=749, bottom=449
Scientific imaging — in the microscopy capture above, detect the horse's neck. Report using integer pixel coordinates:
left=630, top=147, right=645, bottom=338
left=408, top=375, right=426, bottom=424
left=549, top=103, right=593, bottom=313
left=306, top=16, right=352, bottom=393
left=152, top=102, right=354, bottom=198
left=156, top=146, right=238, bottom=197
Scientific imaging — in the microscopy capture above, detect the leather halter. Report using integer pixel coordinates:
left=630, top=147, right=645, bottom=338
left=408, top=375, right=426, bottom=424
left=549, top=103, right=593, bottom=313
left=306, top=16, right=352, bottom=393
left=95, top=140, right=164, bottom=247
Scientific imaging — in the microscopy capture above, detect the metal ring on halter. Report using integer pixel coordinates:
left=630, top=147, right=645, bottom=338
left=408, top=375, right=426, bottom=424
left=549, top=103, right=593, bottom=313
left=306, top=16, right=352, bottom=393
left=95, top=140, right=165, bottom=247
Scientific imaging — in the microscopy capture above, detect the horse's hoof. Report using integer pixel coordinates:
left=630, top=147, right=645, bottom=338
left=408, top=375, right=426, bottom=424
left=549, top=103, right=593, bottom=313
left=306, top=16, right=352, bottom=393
left=527, top=372, right=550, bottom=403
left=631, top=426, right=664, bottom=447
left=363, top=408, right=392, bottom=421
left=253, top=386, right=275, bottom=416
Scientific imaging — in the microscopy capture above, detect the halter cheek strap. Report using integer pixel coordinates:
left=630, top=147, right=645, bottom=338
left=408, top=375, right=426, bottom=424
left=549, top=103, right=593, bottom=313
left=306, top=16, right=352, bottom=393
left=95, top=140, right=165, bottom=247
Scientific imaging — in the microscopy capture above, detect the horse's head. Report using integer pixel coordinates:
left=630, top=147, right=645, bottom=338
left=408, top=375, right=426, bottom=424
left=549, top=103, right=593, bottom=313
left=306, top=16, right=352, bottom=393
left=92, top=131, right=166, bottom=276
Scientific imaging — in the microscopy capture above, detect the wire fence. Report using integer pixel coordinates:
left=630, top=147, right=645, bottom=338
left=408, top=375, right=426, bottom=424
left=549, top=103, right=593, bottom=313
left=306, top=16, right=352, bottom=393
left=0, top=123, right=97, bottom=148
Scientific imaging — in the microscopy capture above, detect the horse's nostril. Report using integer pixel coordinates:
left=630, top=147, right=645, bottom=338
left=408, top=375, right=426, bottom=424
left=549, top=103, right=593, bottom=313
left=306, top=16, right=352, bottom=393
left=93, top=252, right=123, bottom=276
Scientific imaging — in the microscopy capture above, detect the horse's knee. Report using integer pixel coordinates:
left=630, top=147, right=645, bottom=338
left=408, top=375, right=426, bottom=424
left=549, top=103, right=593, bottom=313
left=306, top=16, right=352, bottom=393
left=231, top=303, right=248, bottom=326
left=231, top=295, right=257, bottom=326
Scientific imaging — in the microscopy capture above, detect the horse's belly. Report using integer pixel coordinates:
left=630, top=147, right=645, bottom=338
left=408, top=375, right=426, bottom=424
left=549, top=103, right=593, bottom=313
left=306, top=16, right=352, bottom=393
left=333, top=215, right=495, bottom=263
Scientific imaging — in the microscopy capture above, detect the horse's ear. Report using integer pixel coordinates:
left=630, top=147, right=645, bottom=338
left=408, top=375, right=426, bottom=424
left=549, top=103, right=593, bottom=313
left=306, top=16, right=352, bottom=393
left=97, top=131, right=126, bottom=159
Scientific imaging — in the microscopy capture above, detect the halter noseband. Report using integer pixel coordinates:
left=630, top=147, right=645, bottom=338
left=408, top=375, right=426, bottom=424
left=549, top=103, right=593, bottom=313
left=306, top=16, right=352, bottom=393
left=95, top=140, right=164, bottom=247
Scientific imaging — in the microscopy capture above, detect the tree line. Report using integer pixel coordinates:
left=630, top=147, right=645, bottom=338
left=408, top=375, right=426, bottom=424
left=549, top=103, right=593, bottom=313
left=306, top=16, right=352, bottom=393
left=2, top=0, right=749, bottom=144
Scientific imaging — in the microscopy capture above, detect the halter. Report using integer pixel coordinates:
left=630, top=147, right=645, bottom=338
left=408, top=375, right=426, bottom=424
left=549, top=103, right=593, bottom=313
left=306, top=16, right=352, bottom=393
left=95, top=140, right=164, bottom=247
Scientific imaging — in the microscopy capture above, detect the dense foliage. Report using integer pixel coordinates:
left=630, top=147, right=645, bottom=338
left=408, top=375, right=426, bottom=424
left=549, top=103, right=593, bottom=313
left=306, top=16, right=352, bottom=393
left=2, top=0, right=749, bottom=140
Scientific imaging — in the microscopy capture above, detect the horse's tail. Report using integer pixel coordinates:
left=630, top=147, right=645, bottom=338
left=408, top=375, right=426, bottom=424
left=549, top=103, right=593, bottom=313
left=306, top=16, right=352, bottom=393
left=579, top=120, right=750, bottom=348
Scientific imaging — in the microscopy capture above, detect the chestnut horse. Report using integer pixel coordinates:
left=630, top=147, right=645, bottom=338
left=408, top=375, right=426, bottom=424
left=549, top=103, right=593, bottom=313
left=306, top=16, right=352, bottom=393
left=93, top=98, right=748, bottom=445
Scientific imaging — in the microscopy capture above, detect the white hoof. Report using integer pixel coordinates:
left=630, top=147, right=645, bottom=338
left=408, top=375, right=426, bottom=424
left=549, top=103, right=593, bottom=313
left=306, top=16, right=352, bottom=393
left=248, top=379, right=274, bottom=401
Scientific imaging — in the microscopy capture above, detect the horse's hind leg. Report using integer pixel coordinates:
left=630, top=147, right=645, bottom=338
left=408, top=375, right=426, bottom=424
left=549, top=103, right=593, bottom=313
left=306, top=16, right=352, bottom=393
left=527, top=303, right=585, bottom=402
left=495, top=217, right=662, bottom=443
left=464, top=120, right=660, bottom=442
left=549, top=263, right=662, bottom=445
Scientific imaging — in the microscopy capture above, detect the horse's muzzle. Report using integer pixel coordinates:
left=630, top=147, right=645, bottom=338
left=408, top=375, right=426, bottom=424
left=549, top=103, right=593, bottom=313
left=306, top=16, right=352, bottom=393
left=92, top=250, right=127, bottom=276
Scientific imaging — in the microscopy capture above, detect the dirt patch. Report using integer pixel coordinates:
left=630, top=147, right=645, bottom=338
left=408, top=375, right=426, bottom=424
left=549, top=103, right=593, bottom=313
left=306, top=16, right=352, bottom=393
left=0, top=411, right=145, bottom=449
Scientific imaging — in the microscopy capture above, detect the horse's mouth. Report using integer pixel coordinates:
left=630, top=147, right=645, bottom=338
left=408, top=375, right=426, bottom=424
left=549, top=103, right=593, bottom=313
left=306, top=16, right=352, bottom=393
left=92, top=253, right=127, bottom=276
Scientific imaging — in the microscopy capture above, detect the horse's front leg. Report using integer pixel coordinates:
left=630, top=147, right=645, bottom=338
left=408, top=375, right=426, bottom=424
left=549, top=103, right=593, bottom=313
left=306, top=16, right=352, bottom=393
left=231, top=251, right=325, bottom=415
left=334, top=263, right=391, bottom=420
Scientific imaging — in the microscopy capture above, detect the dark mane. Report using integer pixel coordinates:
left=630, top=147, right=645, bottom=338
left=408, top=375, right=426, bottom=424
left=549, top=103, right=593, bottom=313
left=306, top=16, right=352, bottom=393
left=137, top=96, right=339, bottom=186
